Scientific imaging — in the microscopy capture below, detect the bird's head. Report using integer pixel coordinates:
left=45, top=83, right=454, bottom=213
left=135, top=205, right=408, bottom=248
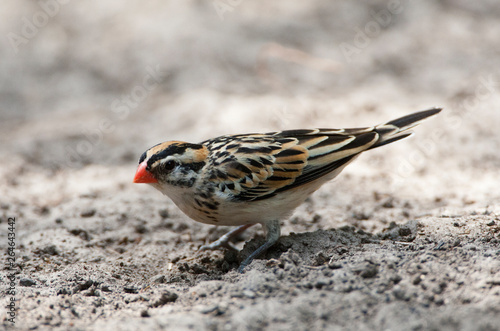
left=133, top=141, right=208, bottom=188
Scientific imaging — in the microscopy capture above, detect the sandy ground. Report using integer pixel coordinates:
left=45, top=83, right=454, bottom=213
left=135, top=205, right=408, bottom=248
left=1, top=1, right=500, bottom=330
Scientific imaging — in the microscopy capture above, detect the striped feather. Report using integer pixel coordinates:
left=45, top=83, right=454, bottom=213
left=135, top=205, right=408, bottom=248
left=202, top=107, right=442, bottom=202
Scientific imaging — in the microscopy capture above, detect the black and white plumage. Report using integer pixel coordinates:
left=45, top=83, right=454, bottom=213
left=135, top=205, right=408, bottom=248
left=134, top=107, right=441, bottom=272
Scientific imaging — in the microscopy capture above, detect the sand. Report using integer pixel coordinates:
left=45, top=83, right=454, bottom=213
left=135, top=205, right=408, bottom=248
left=1, top=1, right=499, bottom=330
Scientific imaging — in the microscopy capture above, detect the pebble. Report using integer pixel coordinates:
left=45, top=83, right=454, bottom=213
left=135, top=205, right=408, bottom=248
left=328, top=262, right=342, bottom=269
left=158, top=209, right=169, bottom=218
left=57, top=288, right=71, bottom=295
left=100, top=285, right=112, bottom=292
left=398, top=226, right=412, bottom=236
left=80, top=208, right=96, bottom=218
left=42, top=245, right=59, bottom=256
left=391, top=274, right=402, bottom=284
left=123, top=286, right=139, bottom=294
left=242, top=290, right=256, bottom=299
left=20, top=278, right=36, bottom=287
left=69, top=229, right=92, bottom=241
left=360, top=265, right=378, bottom=279
left=412, top=275, right=423, bottom=285
left=197, top=304, right=218, bottom=314
left=393, top=287, right=408, bottom=301
left=135, top=224, right=148, bottom=234
left=303, top=282, right=313, bottom=290
left=74, top=280, right=94, bottom=293
left=315, top=279, right=333, bottom=289
left=150, top=274, right=166, bottom=284
left=151, top=291, right=178, bottom=307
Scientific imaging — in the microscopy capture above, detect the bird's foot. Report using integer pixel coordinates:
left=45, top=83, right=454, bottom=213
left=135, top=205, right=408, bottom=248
left=198, top=224, right=254, bottom=253
left=238, top=220, right=280, bottom=273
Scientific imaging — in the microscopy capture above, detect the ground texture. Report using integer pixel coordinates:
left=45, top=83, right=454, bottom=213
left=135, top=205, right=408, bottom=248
left=1, top=1, right=500, bottom=330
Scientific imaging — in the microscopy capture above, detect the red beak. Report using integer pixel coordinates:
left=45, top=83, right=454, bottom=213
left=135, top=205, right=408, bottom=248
left=133, top=161, right=158, bottom=183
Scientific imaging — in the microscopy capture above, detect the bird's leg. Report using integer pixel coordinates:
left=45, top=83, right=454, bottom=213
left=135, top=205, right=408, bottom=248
left=238, top=220, right=280, bottom=273
left=199, top=224, right=255, bottom=252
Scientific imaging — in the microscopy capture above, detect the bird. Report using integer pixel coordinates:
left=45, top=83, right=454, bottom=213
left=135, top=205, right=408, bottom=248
left=133, top=107, right=441, bottom=272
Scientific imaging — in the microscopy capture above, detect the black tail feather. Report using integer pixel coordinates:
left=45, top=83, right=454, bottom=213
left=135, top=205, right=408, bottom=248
left=386, top=107, right=442, bottom=129
left=372, top=107, right=442, bottom=149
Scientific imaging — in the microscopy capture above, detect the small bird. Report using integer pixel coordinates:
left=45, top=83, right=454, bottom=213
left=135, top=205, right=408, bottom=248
left=134, top=107, right=441, bottom=272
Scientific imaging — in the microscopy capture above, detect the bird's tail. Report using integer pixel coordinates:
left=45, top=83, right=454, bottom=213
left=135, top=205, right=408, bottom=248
left=370, top=107, right=442, bottom=149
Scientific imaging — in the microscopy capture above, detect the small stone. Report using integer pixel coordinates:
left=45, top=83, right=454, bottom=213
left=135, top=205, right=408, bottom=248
left=151, top=291, right=178, bottom=307
left=432, top=282, right=447, bottom=295
left=158, top=209, right=169, bottom=218
left=198, top=305, right=218, bottom=314
left=124, top=286, right=139, bottom=294
left=41, top=245, right=59, bottom=256
left=242, top=290, right=256, bottom=299
left=80, top=208, right=96, bottom=218
left=391, top=274, right=402, bottom=284
left=398, top=227, right=412, bottom=236
left=83, top=288, right=100, bottom=297
left=57, top=288, right=71, bottom=295
left=20, top=278, right=36, bottom=287
left=151, top=274, right=166, bottom=284
left=412, top=275, right=423, bottom=285
left=135, top=224, right=148, bottom=234
left=315, top=279, right=332, bottom=289
left=393, top=288, right=408, bottom=301
left=69, top=229, right=92, bottom=241
left=141, top=310, right=150, bottom=318
left=360, top=265, right=378, bottom=279
left=328, top=262, right=342, bottom=270
left=71, top=308, right=80, bottom=318
left=312, top=214, right=322, bottom=223
left=100, top=285, right=112, bottom=292
left=382, top=199, right=394, bottom=208
left=303, top=282, right=313, bottom=290
left=217, top=302, right=229, bottom=315
left=74, top=280, right=94, bottom=293
left=36, top=206, right=50, bottom=215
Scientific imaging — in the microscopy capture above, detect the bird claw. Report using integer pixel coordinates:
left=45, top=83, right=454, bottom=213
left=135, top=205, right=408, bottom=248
left=197, top=224, right=255, bottom=254
left=198, top=238, right=239, bottom=252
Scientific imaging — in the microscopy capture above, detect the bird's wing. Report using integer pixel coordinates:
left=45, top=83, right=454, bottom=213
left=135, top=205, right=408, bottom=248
left=203, top=129, right=378, bottom=201
left=202, top=108, right=441, bottom=201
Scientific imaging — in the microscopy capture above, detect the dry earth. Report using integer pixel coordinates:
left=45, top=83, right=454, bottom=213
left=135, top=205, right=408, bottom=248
left=1, top=1, right=500, bottom=330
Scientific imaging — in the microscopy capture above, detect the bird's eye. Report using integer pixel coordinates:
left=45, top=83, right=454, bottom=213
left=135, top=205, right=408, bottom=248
left=164, top=160, right=176, bottom=171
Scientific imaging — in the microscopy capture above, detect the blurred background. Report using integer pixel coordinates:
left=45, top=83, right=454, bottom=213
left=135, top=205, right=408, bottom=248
left=1, top=0, right=499, bottom=210
left=2, top=3, right=500, bottom=329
